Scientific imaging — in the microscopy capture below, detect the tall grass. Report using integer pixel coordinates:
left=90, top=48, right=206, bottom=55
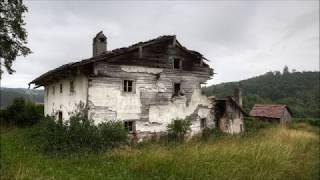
left=1, top=123, right=319, bottom=180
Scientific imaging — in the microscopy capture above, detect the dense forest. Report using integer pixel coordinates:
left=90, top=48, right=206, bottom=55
left=204, top=68, right=319, bottom=118
left=0, top=88, right=44, bottom=108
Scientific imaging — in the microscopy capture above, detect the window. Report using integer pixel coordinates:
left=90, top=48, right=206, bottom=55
left=60, top=83, right=63, bottom=93
left=200, top=118, right=207, bottom=129
left=240, top=124, right=244, bottom=132
left=46, top=87, right=49, bottom=97
left=52, top=86, right=55, bottom=95
left=173, top=83, right=181, bottom=96
left=58, top=111, right=63, bottom=124
left=123, top=80, right=134, bottom=93
left=70, top=80, right=75, bottom=93
left=173, top=58, right=181, bottom=69
left=124, top=121, right=135, bottom=133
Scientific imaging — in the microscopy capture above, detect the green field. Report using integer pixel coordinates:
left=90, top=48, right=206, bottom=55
left=1, top=124, right=319, bottom=180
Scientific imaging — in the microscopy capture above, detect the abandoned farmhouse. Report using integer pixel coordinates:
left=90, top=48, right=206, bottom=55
left=29, top=31, right=245, bottom=137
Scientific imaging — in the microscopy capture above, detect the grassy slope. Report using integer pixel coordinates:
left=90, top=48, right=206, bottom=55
left=1, top=124, right=319, bottom=180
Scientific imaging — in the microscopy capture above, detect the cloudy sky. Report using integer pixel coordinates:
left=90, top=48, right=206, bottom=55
left=1, top=0, right=319, bottom=88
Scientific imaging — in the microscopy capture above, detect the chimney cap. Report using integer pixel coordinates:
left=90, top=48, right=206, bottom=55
left=93, top=31, right=106, bottom=40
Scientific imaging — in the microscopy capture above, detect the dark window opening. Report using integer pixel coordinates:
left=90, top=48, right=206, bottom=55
left=60, top=84, right=63, bottom=93
left=58, top=111, right=63, bottom=124
left=123, top=80, right=133, bottom=92
left=124, top=121, right=135, bottom=133
left=200, top=118, right=207, bottom=129
left=240, top=124, right=243, bottom=132
left=174, top=83, right=181, bottom=96
left=173, top=58, right=181, bottom=69
left=70, top=80, right=75, bottom=93
left=46, top=87, right=49, bottom=97
left=99, top=37, right=106, bottom=43
left=52, top=86, right=55, bottom=95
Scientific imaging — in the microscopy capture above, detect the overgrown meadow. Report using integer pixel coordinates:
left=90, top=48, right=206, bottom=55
left=1, top=122, right=319, bottom=180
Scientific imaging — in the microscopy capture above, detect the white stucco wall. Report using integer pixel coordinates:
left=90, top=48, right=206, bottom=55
left=88, top=65, right=214, bottom=135
left=44, top=75, right=88, bottom=120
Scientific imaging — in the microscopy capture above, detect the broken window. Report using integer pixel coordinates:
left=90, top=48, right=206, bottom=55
left=60, top=83, right=63, bottom=93
left=173, top=83, right=181, bottom=96
left=173, top=58, right=181, bottom=69
left=123, top=80, right=134, bottom=93
left=124, top=121, right=135, bottom=133
left=200, top=118, right=207, bottom=129
left=70, top=80, right=75, bottom=94
left=58, top=111, right=63, bottom=124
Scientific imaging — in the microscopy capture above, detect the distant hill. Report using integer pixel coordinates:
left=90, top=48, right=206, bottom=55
left=0, top=88, right=44, bottom=108
left=204, top=70, right=320, bottom=118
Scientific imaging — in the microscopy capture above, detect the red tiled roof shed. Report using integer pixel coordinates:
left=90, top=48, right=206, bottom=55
left=249, top=104, right=292, bottom=119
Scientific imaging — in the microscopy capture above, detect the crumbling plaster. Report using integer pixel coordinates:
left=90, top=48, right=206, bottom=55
left=88, top=65, right=214, bottom=134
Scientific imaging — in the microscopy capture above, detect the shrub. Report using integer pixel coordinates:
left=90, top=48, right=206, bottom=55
left=35, top=111, right=128, bottom=154
left=292, top=118, right=320, bottom=127
left=244, top=117, right=273, bottom=134
left=1, top=98, right=43, bottom=127
left=167, top=117, right=192, bottom=142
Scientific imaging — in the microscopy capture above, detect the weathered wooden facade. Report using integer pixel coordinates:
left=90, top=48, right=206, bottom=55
left=249, top=104, right=292, bottom=123
left=30, top=31, right=220, bottom=137
left=214, top=89, right=247, bottom=134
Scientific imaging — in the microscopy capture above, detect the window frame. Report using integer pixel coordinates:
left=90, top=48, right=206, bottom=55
left=173, top=58, right=182, bottom=69
left=200, top=118, right=207, bottom=129
left=58, top=111, right=63, bottom=124
left=173, top=83, right=181, bottom=97
left=122, top=79, right=135, bottom=93
left=70, top=80, right=75, bottom=94
left=60, top=83, right=63, bottom=93
left=124, top=120, right=136, bottom=133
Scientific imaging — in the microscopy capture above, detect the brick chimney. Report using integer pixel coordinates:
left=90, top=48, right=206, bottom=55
left=93, top=31, right=107, bottom=57
left=234, top=88, right=242, bottom=107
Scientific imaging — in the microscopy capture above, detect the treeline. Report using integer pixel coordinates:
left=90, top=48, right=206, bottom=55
left=0, top=88, right=44, bottom=108
left=204, top=68, right=320, bottom=118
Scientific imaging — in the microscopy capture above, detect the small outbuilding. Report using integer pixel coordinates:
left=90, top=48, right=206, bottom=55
left=214, top=88, right=248, bottom=134
left=249, top=104, right=292, bottom=123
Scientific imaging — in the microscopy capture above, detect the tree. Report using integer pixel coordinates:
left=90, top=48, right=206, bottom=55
left=283, top=65, right=289, bottom=75
left=0, top=0, right=31, bottom=79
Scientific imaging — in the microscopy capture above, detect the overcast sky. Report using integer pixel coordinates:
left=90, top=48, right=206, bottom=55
left=1, top=0, right=319, bottom=88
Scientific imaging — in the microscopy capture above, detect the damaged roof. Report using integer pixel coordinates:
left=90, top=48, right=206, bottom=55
left=29, top=35, right=209, bottom=87
left=249, top=104, right=292, bottom=119
left=216, top=96, right=248, bottom=116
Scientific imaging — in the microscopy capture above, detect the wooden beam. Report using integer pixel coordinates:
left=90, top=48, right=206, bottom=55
left=139, top=46, right=143, bottom=59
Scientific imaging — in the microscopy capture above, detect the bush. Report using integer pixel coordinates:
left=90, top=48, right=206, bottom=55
left=167, top=117, right=192, bottom=142
left=244, top=117, right=273, bottom=134
left=292, top=118, right=320, bottom=127
left=0, top=98, right=43, bottom=127
left=34, top=110, right=128, bottom=154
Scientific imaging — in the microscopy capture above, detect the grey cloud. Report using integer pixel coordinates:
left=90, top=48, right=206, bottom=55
left=1, top=1, right=318, bottom=88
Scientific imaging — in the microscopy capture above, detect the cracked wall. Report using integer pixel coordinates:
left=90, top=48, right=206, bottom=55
left=88, top=64, right=214, bottom=134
